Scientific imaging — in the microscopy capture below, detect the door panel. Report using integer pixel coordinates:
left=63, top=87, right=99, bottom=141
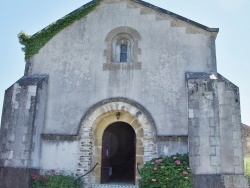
left=101, top=129, right=111, bottom=183
left=101, top=122, right=136, bottom=184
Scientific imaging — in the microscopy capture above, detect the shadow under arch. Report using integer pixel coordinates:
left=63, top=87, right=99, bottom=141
left=76, top=98, right=158, bottom=186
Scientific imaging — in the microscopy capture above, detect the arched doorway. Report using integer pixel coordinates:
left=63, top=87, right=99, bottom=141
left=77, top=100, right=157, bottom=186
left=101, top=122, right=136, bottom=184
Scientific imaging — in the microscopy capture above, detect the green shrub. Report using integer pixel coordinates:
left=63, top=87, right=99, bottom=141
left=31, top=170, right=83, bottom=188
left=139, top=154, right=192, bottom=188
left=244, top=157, right=250, bottom=176
left=247, top=175, right=250, bottom=186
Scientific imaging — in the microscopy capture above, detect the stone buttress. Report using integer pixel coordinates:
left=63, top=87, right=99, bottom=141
left=187, top=72, right=248, bottom=188
left=0, top=75, right=48, bottom=188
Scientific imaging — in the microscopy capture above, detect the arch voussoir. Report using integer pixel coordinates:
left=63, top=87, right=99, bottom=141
left=77, top=100, right=157, bottom=186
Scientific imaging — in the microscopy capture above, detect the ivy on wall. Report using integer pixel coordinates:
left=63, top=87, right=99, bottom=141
left=18, top=0, right=101, bottom=60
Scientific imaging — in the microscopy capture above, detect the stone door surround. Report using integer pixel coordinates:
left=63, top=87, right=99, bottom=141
left=77, top=99, right=157, bottom=186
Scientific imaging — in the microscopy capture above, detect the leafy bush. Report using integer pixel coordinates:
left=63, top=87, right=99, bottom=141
left=139, top=154, right=192, bottom=188
left=31, top=170, right=83, bottom=188
left=247, top=175, right=250, bottom=186
left=244, top=157, right=250, bottom=175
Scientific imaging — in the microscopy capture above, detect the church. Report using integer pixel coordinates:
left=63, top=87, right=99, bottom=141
left=0, top=0, right=248, bottom=187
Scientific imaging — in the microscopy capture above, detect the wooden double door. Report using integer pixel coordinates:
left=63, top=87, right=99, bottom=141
left=101, top=122, right=136, bottom=184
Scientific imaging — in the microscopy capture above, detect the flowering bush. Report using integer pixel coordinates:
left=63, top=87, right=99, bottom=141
left=31, top=170, right=83, bottom=188
left=139, top=154, right=192, bottom=188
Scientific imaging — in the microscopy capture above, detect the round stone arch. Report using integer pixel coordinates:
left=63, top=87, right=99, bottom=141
left=77, top=99, right=157, bottom=185
left=104, top=26, right=141, bottom=64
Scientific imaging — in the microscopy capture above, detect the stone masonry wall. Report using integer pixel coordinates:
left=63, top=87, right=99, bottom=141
left=156, top=136, right=188, bottom=157
left=0, top=167, right=39, bottom=188
left=187, top=72, right=248, bottom=188
left=30, top=0, right=217, bottom=137
left=187, top=73, right=220, bottom=174
left=0, top=86, right=13, bottom=167
left=0, top=75, right=48, bottom=168
left=217, top=74, right=244, bottom=174
left=77, top=100, right=157, bottom=186
left=30, top=78, right=48, bottom=168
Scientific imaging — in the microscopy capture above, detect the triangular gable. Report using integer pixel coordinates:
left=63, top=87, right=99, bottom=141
left=18, top=0, right=219, bottom=59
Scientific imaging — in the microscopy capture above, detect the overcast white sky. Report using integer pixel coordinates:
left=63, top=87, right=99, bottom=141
left=0, top=0, right=249, bottom=125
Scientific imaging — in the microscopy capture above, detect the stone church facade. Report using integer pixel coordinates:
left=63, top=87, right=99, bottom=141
left=0, top=0, right=248, bottom=187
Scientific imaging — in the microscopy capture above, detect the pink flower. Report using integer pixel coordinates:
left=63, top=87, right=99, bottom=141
left=175, top=160, right=181, bottom=165
left=182, top=171, right=188, bottom=175
left=153, top=167, right=157, bottom=171
left=152, top=178, right=157, bottom=182
left=32, top=174, right=40, bottom=179
left=155, top=159, right=163, bottom=163
left=43, top=176, right=48, bottom=181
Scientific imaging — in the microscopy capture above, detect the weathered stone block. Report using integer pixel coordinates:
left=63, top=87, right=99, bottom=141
left=209, top=136, right=220, bottom=146
left=209, top=127, right=215, bottom=135
left=190, top=136, right=200, bottom=146
left=233, top=131, right=240, bottom=140
left=193, top=174, right=222, bottom=188
left=222, top=175, right=249, bottom=188
left=210, top=155, right=220, bottom=166
left=209, top=117, right=216, bottom=127
left=210, top=146, right=216, bottom=156
left=0, top=167, right=39, bottom=188
left=234, top=147, right=242, bottom=157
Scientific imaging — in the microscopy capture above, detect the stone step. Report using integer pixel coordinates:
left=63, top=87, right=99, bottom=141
left=91, top=184, right=138, bottom=188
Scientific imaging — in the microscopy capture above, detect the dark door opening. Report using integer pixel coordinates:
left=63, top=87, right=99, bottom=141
left=101, top=122, right=136, bottom=184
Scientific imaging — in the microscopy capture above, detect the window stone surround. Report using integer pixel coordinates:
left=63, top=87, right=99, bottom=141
left=103, top=26, right=141, bottom=70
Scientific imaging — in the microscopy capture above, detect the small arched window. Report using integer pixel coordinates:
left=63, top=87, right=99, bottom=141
left=112, top=37, right=131, bottom=63
left=120, top=44, right=128, bottom=62
left=104, top=26, right=141, bottom=70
